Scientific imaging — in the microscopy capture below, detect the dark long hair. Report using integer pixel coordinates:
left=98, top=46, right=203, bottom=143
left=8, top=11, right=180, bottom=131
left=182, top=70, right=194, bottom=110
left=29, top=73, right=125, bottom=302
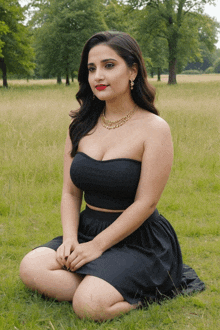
left=69, top=31, right=159, bottom=157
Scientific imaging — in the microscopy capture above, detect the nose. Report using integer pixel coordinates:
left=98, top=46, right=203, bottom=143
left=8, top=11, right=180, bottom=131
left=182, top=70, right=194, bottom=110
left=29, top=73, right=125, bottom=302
left=94, top=67, right=104, bottom=81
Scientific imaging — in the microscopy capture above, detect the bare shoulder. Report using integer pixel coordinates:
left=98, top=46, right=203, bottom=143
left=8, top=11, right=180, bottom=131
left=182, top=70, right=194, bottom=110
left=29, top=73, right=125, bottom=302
left=137, top=110, right=171, bottom=140
left=137, top=111, right=173, bottom=164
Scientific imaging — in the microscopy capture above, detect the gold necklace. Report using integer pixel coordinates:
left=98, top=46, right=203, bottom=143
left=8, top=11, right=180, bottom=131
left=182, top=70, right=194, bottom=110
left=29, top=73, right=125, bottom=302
left=101, top=105, right=137, bottom=130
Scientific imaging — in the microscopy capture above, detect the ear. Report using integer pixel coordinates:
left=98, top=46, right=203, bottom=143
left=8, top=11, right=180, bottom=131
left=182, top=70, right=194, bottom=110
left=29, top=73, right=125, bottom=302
left=130, top=63, right=138, bottom=81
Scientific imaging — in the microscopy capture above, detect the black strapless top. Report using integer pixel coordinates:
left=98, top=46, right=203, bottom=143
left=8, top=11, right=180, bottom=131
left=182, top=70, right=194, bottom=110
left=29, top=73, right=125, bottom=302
left=70, top=152, right=141, bottom=210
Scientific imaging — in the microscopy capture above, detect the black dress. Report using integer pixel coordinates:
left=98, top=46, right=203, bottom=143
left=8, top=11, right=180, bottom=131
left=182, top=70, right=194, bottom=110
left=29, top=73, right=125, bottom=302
left=39, top=152, right=204, bottom=305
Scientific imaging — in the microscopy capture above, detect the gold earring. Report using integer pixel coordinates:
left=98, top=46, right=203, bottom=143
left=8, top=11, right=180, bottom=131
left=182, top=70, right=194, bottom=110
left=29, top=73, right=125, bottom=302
left=130, top=80, right=134, bottom=90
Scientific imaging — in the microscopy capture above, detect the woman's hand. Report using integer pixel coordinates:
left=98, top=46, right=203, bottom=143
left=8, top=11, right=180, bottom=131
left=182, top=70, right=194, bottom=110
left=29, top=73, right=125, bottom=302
left=56, top=238, right=79, bottom=268
left=66, top=240, right=103, bottom=272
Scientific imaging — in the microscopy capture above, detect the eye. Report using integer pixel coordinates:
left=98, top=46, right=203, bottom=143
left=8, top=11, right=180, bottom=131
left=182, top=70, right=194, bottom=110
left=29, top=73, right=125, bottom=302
left=88, top=67, right=95, bottom=72
left=105, top=63, right=114, bottom=69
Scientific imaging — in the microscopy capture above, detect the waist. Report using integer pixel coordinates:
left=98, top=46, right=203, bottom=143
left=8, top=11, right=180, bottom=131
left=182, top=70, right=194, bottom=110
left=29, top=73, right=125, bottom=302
left=85, top=204, right=160, bottom=223
left=86, top=203, right=125, bottom=213
left=79, top=207, right=161, bottom=245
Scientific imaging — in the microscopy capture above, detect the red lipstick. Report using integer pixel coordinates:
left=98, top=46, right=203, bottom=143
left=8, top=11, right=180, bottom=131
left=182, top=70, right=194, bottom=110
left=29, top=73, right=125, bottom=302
left=95, top=85, right=107, bottom=91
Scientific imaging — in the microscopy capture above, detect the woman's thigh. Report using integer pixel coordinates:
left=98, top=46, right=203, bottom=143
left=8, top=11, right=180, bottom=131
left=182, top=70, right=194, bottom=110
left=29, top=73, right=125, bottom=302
left=74, top=274, right=124, bottom=305
left=20, top=247, right=63, bottom=273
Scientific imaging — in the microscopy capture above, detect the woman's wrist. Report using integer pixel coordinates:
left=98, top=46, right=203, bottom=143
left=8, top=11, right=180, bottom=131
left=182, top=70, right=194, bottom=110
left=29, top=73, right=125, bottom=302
left=63, top=237, right=79, bottom=247
left=92, top=235, right=108, bottom=253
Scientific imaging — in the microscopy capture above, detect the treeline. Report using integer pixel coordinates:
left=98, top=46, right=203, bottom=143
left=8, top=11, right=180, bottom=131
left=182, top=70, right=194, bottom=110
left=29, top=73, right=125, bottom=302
left=184, top=48, right=220, bottom=74
left=0, top=0, right=220, bottom=87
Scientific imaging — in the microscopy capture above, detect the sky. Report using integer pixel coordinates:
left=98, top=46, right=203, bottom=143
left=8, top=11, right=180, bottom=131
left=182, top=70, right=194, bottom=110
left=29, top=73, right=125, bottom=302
left=18, top=0, right=220, bottom=48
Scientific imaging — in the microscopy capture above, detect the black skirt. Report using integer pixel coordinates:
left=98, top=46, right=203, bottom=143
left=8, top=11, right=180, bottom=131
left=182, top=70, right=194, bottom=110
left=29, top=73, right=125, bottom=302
left=39, top=206, right=199, bottom=305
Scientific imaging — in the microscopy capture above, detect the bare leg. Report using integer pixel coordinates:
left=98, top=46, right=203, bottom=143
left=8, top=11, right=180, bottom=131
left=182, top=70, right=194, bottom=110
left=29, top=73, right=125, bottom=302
left=19, top=247, right=83, bottom=301
left=73, top=275, right=138, bottom=321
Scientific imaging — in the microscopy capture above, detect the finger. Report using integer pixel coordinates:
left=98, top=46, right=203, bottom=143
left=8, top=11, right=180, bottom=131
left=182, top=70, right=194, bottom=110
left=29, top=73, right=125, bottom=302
left=69, top=254, right=84, bottom=271
left=56, top=256, right=65, bottom=267
left=71, top=259, right=86, bottom=272
left=66, top=251, right=78, bottom=269
left=63, top=243, right=72, bottom=259
left=57, top=245, right=70, bottom=266
left=56, top=246, right=65, bottom=266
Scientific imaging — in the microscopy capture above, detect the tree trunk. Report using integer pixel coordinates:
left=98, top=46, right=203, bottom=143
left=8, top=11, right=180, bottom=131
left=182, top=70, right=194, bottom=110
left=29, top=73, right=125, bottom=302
left=150, top=70, right=154, bottom=78
left=65, top=56, right=70, bottom=86
left=166, top=5, right=179, bottom=85
left=57, top=75, right=62, bottom=84
left=168, top=58, right=177, bottom=84
left=0, top=58, right=8, bottom=87
left=66, top=73, right=70, bottom=85
left=168, top=34, right=178, bottom=84
left=157, top=67, right=161, bottom=81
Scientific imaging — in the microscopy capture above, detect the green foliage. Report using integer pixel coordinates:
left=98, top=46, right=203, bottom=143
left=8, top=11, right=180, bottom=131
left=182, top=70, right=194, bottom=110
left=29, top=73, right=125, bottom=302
left=215, top=49, right=220, bottom=58
left=205, top=66, right=214, bottom=73
left=181, top=69, right=203, bottom=74
left=103, top=0, right=130, bottom=32
left=184, top=43, right=218, bottom=72
left=0, top=0, right=35, bottom=86
left=31, top=0, right=140, bottom=80
left=31, top=0, right=107, bottom=81
left=21, top=0, right=218, bottom=84
left=127, top=0, right=219, bottom=84
left=198, top=13, right=219, bottom=52
left=213, top=57, right=220, bottom=73
left=0, top=21, right=9, bottom=56
left=134, top=5, right=168, bottom=78
left=177, top=12, right=202, bottom=70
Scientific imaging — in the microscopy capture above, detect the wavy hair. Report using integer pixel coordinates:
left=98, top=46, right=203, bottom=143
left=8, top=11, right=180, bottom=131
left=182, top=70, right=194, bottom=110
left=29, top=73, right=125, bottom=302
left=69, top=31, right=159, bottom=157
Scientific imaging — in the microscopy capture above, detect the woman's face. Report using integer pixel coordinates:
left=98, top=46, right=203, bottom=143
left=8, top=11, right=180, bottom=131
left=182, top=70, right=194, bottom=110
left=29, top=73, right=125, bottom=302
left=87, top=44, right=136, bottom=102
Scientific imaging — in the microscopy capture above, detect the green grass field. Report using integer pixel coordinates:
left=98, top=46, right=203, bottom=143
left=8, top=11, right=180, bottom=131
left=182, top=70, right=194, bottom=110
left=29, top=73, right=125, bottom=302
left=0, top=75, right=220, bottom=329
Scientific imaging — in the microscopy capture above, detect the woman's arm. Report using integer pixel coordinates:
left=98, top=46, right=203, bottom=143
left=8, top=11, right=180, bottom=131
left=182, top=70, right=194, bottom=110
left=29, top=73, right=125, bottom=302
left=56, top=133, right=83, bottom=267
left=94, top=117, right=173, bottom=251
left=67, top=117, right=173, bottom=271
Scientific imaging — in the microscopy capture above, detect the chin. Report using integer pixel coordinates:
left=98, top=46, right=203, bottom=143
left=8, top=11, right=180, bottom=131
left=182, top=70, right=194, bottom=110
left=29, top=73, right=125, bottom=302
left=95, top=93, right=106, bottom=99
left=95, top=94, right=111, bottom=101
left=96, top=93, right=121, bottom=102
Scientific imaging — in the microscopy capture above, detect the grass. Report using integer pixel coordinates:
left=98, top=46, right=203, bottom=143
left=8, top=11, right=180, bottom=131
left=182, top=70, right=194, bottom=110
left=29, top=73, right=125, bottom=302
left=0, top=75, right=220, bottom=329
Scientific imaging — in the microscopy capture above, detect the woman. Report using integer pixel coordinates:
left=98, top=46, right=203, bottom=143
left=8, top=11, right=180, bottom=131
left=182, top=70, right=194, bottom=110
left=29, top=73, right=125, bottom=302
left=20, top=31, right=187, bottom=321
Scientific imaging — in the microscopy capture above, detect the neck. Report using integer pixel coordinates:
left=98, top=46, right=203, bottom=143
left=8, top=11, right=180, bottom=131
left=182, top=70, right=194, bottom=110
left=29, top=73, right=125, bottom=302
left=104, top=94, right=136, bottom=121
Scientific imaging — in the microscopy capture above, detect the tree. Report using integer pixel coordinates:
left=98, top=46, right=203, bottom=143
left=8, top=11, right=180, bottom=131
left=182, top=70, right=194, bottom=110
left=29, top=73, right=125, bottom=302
left=149, top=38, right=168, bottom=80
left=213, top=58, right=220, bottom=73
left=103, top=0, right=133, bottom=32
left=184, top=44, right=216, bottom=72
left=0, top=21, right=9, bottom=57
left=126, top=0, right=219, bottom=84
left=0, top=0, right=35, bottom=87
left=30, top=0, right=107, bottom=84
left=134, top=7, right=168, bottom=80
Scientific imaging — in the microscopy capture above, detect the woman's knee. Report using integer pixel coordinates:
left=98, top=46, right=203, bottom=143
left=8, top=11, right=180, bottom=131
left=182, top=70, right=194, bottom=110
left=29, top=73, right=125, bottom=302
left=19, top=247, right=58, bottom=287
left=72, top=288, right=107, bottom=321
left=19, top=250, right=38, bottom=287
left=72, top=275, right=124, bottom=321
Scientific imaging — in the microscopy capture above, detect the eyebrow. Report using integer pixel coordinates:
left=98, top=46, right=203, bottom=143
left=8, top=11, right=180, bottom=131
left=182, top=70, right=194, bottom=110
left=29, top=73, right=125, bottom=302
left=87, top=58, right=117, bottom=66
